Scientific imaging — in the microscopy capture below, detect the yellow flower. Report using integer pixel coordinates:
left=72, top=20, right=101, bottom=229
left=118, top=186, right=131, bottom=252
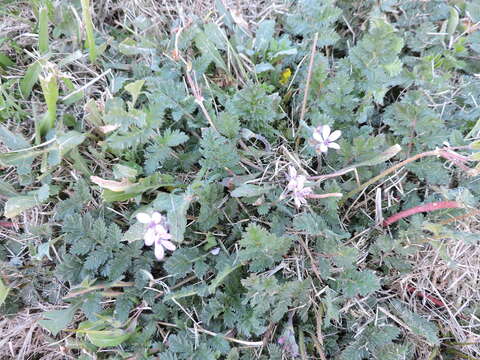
left=279, top=68, right=292, bottom=85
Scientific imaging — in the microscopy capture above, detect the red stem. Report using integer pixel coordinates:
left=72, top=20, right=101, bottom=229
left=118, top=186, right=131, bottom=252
left=406, top=285, right=446, bottom=307
left=382, top=201, right=462, bottom=227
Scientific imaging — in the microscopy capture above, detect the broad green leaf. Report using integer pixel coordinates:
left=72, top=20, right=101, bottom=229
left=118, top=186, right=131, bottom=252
left=20, top=61, right=42, bottom=98
left=38, top=6, right=49, bottom=54
left=254, top=63, right=274, bottom=74
left=255, top=20, right=275, bottom=51
left=101, top=174, right=177, bottom=202
left=230, top=184, right=273, bottom=198
left=122, top=222, right=145, bottom=243
left=0, top=278, right=9, bottom=307
left=56, top=131, right=86, bottom=155
left=0, top=180, right=18, bottom=197
left=86, top=329, right=131, bottom=347
left=0, top=53, right=14, bottom=68
left=447, top=7, right=459, bottom=36
left=0, top=124, right=30, bottom=150
left=347, top=144, right=401, bottom=169
left=47, top=131, right=86, bottom=166
left=154, top=190, right=193, bottom=243
left=3, top=184, right=49, bottom=218
left=80, top=0, right=97, bottom=62
left=38, top=305, right=78, bottom=336
left=0, top=149, right=42, bottom=168
left=124, top=79, right=145, bottom=109
left=39, top=72, right=59, bottom=136
left=194, top=29, right=227, bottom=71
left=4, top=195, right=39, bottom=218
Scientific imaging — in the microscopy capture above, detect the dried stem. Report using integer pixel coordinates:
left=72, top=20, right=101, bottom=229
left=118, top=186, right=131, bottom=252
left=299, top=32, right=318, bottom=125
left=341, top=147, right=475, bottom=206
left=156, top=321, right=264, bottom=347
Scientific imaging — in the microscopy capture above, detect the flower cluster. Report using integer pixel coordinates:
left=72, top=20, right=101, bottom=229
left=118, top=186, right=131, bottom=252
left=310, top=125, right=341, bottom=154
left=285, top=166, right=313, bottom=208
left=136, top=212, right=176, bottom=260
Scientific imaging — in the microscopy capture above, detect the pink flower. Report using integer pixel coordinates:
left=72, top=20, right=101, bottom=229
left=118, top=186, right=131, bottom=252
left=136, top=212, right=176, bottom=260
left=286, top=166, right=313, bottom=208
left=311, top=125, right=341, bottom=153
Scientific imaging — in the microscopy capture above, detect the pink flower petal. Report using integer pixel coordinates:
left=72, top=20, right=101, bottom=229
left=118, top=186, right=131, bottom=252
left=136, top=212, right=151, bottom=224
left=294, top=197, right=302, bottom=208
left=328, top=142, right=340, bottom=150
left=144, top=228, right=156, bottom=246
left=321, top=125, right=331, bottom=140
left=161, top=240, right=176, bottom=251
left=287, top=179, right=298, bottom=192
left=154, top=242, right=165, bottom=260
left=318, top=143, right=328, bottom=153
left=151, top=212, right=163, bottom=224
left=328, top=130, right=341, bottom=142
left=296, top=175, right=306, bottom=188
left=312, top=130, right=324, bottom=142
left=288, top=166, right=297, bottom=179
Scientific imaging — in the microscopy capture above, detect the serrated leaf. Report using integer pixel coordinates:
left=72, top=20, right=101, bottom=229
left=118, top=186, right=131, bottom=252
left=389, top=300, right=439, bottom=345
left=339, top=269, right=380, bottom=298
left=39, top=305, right=78, bottom=336
left=239, top=224, right=292, bottom=272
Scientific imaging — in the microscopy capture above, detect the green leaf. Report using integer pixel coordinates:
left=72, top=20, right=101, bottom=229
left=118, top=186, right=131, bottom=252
left=4, top=195, right=40, bottom=218
left=195, top=27, right=227, bottom=71
left=338, top=269, right=381, bottom=298
left=154, top=190, right=193, bottom=243
left=38, top=6, right=49, bottom=54
left=0, top=53, right=14, bottom=68
left=0, top=278, right=10, bottom=307
left=20, top=61, right=42, bottom=98
left=0, top=180, right=18, bottom=198
left=389, top=300, right=439, bottom=345
left=230, top=184, right=273, bottom=198
left=80, top=0, right=97, bottom=62
left=255, top=20, right=275, bottom=51
left=87, top=329, right=131, bottom=347
left=101, top=174, right=176, bottom=202
left=346, top=144, right=401, bottom=169
left=239, top=224, right=292, bottom=272
left=124, top=79, right=145, bottom=109
left=38, top=305, right=78, bottom=336
left=208, top=262, right=242, bottom=294
left=4, top=185, right=50, bottom=218
left=0, top=124, right=30, bottom=150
